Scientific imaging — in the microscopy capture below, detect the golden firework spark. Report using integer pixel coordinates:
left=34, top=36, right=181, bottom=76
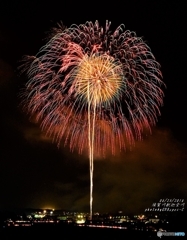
left=74, top=54, right=123, bottom=105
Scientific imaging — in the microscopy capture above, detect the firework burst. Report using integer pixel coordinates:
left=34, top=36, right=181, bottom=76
left=21, top=20, right=165, bottom=219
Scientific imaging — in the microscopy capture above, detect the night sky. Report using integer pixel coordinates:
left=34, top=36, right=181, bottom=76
left=0, top=0, right=187, bottom=214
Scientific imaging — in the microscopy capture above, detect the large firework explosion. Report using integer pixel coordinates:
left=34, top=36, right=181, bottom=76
left=21, top=20, right=164, bottom=219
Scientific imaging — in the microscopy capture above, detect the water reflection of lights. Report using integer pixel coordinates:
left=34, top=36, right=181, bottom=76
left=78, top=224, right=127, bottom=230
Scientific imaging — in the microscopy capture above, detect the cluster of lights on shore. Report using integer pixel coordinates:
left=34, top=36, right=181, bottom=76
left=34, top=209, right=55, bottom=218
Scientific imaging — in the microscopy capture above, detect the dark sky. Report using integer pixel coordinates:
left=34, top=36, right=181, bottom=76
left=0, top=0, right=187, bottom=214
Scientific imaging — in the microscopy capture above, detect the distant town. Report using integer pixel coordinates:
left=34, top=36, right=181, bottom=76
left=0, top=208, right=186, bottom=233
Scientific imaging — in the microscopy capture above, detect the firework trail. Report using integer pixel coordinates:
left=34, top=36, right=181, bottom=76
left=21, top=21, right=164, bottom=220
